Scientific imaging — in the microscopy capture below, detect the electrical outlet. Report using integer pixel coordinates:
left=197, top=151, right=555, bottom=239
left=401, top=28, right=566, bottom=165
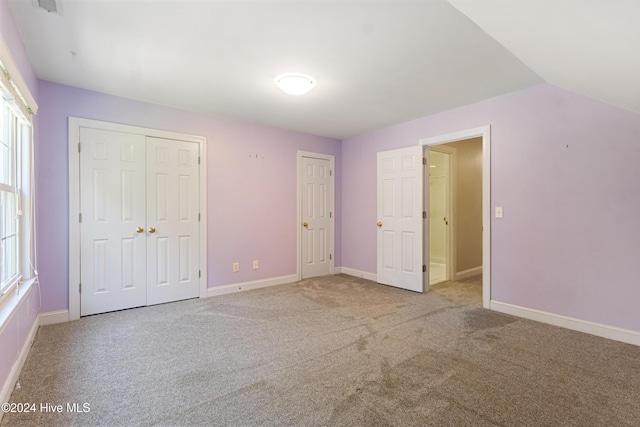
left=253, top=260, right=259, bottom=270
left=233, top=262, right=239, bottom=272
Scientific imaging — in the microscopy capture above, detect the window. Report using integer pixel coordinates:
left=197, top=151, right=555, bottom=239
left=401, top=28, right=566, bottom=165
left=0, top=38, right=38, bottom=306
left=0, top=95, right=29, bottom=299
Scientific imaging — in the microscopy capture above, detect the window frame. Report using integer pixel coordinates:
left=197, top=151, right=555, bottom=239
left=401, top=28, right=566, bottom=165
left=0, top=94, right=30, bottom=305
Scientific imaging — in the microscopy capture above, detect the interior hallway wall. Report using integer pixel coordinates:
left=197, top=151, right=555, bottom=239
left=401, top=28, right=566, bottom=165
left=341, top=83, right=640, bottom=332
left=446, top=138, right=482, bottom=274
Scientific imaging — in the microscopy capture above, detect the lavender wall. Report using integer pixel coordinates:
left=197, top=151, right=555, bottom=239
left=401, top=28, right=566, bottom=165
left=0, top=286, right=38, bottom=395
left=342, top=83, right=640, bottom=332
left=0, top=0, right=40, bottom=403
left=0, top=0, right=37, bottom=97
left=36, top=81, right=341, bottom=313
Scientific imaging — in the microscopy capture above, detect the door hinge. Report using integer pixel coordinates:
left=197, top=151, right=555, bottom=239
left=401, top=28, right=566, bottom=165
left=198, top=213, right=201, bottom=221
left=78, top=143, right=81, bottom=153
left=330, top=170, right=332, bottom=176
left=422, top=157, right=426, bottom=165
left=330, top=254, right=332, bottom=261
left=422, top=265, right=426, bottom=273
left=198, top=156, right=201, bottom=164
left=330, top=212, right=332, bottom=218
left=79, top=213, right=82, bottom=223
left=79, top=283, right=82, bottom=293
left=423, top=211, right=427, bottom=219
left=199, top=270, right=201, bottom=278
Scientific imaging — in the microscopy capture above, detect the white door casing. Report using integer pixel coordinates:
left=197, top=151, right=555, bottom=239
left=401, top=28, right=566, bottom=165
left=300, top=155, right=332, bottom=278
left=70, top=117, right=207, bottom=320
left=420, top=125, right=491, bottom=309
left=146, top=137, right=200, bottom=305
left=80, top=128, right=147, bottom=316
left=376, top=146, right=424, bottom=292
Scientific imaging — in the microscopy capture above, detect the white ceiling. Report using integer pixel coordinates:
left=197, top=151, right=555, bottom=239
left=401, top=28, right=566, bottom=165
left=448, top=0, right=640, bottom=117
left=8, top=0, right=638, bottom=139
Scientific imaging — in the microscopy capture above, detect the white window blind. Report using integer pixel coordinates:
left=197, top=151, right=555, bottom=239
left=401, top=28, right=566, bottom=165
left=0, top=35, right=37, bottom=121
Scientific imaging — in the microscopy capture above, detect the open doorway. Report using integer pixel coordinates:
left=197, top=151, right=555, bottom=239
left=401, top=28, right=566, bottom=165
left=432, top=138, right=483, bottom=281
left=421, top=126, right=491, bottom=308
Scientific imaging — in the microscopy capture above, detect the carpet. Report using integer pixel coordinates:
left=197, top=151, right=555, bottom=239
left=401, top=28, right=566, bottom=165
left=2, top=274, right=639, bottom=426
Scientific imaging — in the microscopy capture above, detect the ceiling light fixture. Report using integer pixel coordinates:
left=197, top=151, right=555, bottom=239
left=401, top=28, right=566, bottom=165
left=275, top=73, right=316, bottom=96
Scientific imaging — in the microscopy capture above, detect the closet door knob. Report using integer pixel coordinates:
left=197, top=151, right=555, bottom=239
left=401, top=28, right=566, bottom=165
left=377, top=222, right=383, bottom=227
left=136, top=226, right=144, bottom=233
left=148, top=227, right=156, bottom=233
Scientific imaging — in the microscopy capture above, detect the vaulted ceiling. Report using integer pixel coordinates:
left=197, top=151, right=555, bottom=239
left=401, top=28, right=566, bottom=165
left=8, top=0, right=639, bottom=139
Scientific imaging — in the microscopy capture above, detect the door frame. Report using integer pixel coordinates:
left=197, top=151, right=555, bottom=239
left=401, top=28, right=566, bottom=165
left=428, top=145, right=457, bottom=285
left=296, top=151, right=335, bottom=280
left=420, top=125, right=491, bottom=308
left=68, top=117, right=208, bottom=320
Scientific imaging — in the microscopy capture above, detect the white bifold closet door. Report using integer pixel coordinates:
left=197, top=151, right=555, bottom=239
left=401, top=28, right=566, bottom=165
left=79, top=128, right=199, bottom=316
left=145, top=137, right=199, bottom=306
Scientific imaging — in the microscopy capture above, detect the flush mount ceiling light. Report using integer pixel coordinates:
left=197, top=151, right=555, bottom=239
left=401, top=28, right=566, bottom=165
left=275, top=73, right=316, bottom=96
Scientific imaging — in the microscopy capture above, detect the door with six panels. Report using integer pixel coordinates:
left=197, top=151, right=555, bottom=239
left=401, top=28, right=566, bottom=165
left=301, top=156, right=331, bottom=278
left=79, top=128, right=200, bottom=316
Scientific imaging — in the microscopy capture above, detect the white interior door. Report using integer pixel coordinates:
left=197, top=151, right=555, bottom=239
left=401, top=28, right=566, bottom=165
left=146, top=137, right=200, bottom=305
left=428, top=148, right=451, bottom=285
left=376, top=146, right=424, bottom=292
left=80, top=128, right=147, bottom=316
left=301, top=156, right=331, bottom=278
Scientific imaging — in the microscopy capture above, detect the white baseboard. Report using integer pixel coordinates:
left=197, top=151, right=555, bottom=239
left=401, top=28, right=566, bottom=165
left=455, top=266, right=482, bottom=281
left=336, top=267, right=377, bottom=282
left=0, top=316, right=38, bottom=417
left=206, top=274, right=298, bottom=298
left=39, top=309, right=69, bottom=326
left=491, top=300, right=640, bottom=347
left=0, top=308, right=71, bottom=419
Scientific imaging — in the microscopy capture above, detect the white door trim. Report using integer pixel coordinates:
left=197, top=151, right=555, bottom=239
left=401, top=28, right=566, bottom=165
left=296, top=151, right=335, bottom=280
left=419, top=125, right=491, bottom=308
left=68, top=117, right=208, bottom=320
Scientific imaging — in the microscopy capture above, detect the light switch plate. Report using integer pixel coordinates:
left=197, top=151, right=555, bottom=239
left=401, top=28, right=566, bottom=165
left=495, top=207, right=504, bottom=218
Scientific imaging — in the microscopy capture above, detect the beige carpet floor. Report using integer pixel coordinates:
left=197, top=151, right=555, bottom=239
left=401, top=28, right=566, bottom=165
left=2, top=274, right=640, bottom=426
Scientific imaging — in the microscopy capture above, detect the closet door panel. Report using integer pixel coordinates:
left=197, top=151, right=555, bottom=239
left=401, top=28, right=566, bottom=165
left=79, top=128, right=147, bottom=316
left=146, top=137, right=200, bottom=305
